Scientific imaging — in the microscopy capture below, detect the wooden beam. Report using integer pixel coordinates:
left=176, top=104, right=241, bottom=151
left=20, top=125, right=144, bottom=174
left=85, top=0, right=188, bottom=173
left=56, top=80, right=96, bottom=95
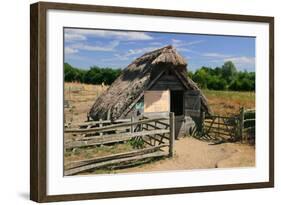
left=142, top=127, right=169, bottom=140
left=240, top=107, right=245, bottom=142
left=169, top=112, right=175, bottom=157
left=75, top=119, right=131, bottom=127
left=65, top=144, right=168, bottom=170
left=204, top=121, right=234, bottom=126
left=208, top=115, right=237, bottom=120
left=244, top=109, right=255, bottom=113
left=243, top=119, right=255, bottom=123
left=154, top=120, right=169, bottom=127
left=143, top=112, right=169, bottom=118
left=243, top=126, right=255, bottom=132
left=65, top=117, right=168, bottom=134
left=204, top=125, right=234, bottom=133
left=65, top=129, right=170, bottom=149
left=108, top=158, right=153, bottom=170
left=64, top=151, right=167, bottom=176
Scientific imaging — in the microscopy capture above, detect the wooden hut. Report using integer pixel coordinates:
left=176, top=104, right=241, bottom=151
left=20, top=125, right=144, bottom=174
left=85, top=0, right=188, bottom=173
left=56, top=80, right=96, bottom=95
left=90, top=45, right=211, bottom=138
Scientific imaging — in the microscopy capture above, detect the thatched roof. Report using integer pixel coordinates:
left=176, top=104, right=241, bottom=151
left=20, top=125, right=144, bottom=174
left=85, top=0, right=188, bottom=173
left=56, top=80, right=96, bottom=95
left=90, top=45, right=211, bottom=120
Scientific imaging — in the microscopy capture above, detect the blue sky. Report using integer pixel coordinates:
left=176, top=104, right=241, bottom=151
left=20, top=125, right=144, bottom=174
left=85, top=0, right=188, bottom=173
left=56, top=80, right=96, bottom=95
left=64, top=28, right=255, bottom=72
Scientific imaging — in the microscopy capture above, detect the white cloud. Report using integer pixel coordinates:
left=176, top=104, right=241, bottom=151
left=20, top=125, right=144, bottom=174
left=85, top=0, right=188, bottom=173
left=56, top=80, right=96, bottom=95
left=65, top=33, right=86, bottom=42
left=64, top=29, right=153, bottom=42
left=205, top=55, right=255, bottom=70
left=102, top=46, right=160, bottom=62
left=64, top=47, right=78, bottom=54
left=171, top=39, right=181, bottom=44
left=65, top=40, right=119, bottom=55
left=149, top=42, right=163, bottom=46
left=70, top=40, right=119, bottom=52
left=202, top=52, right=233, bottom=58
left=121, top=46, right=161, bottom=58
left=224, top=56, right=255, bottom=66
left=171, top=39, right=204, bottom=53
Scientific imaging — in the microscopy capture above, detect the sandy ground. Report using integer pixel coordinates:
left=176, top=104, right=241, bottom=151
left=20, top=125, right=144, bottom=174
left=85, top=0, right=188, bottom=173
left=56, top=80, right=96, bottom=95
left=115, top=137, right=255, bottom=173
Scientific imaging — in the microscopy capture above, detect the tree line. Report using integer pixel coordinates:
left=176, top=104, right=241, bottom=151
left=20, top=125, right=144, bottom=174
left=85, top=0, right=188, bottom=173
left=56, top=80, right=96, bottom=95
left=64, top=61, right=255, bottom=91
left=188, top=61, right=255, bottom=91
left=64, top=63, right=121, bottom=85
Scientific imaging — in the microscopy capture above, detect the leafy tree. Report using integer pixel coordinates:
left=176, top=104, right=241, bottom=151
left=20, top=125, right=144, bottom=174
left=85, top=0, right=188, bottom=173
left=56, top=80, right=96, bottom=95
left=207, top=75, right=227, bottom=90
left=192, top=69, right=208, bottom=89
left=221, top=61, right=237, bottom=82
left=229, top=71, right=255, bottom=91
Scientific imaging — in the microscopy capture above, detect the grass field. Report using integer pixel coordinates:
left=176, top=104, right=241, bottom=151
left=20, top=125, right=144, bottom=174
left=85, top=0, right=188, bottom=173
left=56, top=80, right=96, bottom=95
left=63, top=82, right=255, bottom=174
left=64, top=82, right=108, bottom=125
left=203, top=89, right=255, bottom=116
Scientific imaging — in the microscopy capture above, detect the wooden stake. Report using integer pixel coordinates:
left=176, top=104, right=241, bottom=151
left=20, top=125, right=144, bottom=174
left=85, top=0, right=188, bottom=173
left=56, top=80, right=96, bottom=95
left=169, top=112, right=175, bottom=157
left=240, top=107, right=245, bottom=143
left=131, top=116, right=134, bottom=133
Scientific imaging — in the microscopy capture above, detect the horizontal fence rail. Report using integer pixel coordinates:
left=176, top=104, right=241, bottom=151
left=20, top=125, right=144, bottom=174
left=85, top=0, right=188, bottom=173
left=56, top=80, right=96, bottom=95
left=65, top=117, right=169, bottom=134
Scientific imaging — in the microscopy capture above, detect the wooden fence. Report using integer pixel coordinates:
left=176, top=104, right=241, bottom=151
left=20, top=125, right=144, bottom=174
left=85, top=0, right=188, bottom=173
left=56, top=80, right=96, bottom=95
left=201, top=114, right=239, bottom=142
left=196, top=107, right=255, bottom=143
left=240, top=107, right=255, bottom=143
left=64, top=112, right=175, bottom=175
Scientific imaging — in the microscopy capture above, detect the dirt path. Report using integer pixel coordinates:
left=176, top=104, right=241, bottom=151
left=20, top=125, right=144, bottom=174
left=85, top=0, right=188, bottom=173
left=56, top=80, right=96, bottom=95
left=117, top=137, right=255, bottom=173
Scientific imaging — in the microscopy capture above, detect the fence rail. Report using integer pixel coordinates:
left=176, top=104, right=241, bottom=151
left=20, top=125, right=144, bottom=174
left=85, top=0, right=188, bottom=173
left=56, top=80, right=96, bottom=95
left=64, top=112, right=175, bottom=175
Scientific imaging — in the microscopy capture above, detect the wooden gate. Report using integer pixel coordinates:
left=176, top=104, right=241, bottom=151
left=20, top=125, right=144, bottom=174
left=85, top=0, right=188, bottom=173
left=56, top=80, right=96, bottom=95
left=202, top=115, right=239, bottom=142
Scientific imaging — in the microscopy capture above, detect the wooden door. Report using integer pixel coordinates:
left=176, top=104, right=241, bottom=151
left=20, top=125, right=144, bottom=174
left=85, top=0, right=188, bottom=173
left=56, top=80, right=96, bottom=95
left=184, top=90, right=201, bottom=117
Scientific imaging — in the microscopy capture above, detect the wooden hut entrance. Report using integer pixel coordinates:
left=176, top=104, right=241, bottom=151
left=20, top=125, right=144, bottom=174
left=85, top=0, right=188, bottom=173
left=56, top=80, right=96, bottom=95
left=170, top=90, right=184, bottom=116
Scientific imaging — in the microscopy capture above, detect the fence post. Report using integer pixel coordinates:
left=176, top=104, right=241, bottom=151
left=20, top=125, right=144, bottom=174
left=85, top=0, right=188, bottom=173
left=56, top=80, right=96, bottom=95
left=218, top=115, right=220, bottom=139
left=131, top=116, right=134, bottom=133
left=99, top=119, right=103, bottom=136
left=169, top=112, right=175, bottom=157
left=201, top=111, right=205, bottom=135
left=107, top=109, right=111, bottom=120
left=99, top=119, right=103, bottom=146
left=240, top=107, right=245, bottom=142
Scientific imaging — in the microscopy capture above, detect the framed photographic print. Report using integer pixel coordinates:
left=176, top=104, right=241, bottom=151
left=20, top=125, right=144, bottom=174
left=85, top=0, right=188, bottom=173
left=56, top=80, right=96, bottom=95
left=30, top=1, right=274, bottom=202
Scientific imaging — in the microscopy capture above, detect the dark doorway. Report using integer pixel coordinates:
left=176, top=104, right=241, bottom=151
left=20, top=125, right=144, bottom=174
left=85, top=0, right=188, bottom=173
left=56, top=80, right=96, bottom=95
left=170, top=90, right=184, bottom=116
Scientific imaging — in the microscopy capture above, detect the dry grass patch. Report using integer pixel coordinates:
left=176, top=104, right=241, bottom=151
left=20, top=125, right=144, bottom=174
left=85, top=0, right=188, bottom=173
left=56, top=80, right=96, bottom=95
left=203, top=89, right=255, bottom=116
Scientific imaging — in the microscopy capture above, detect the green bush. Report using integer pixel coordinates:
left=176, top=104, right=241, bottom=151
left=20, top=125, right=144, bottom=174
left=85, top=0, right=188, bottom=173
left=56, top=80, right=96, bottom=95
left=64, top=63, right=86, bottom=82
left=207, top=76, right=227, bottom=90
